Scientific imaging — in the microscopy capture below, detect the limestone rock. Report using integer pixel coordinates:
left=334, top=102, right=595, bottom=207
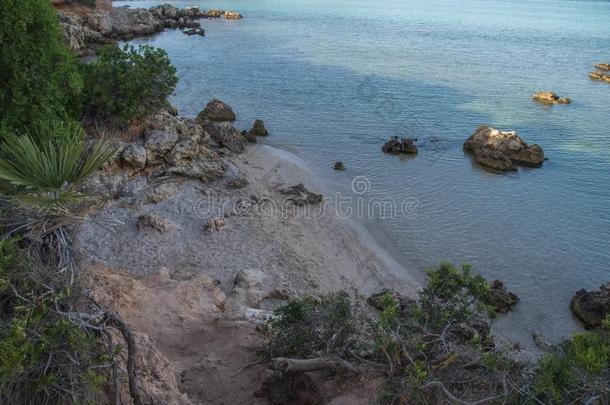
left=201, top=122, right=247, bottom=153
left=121, top=143, right=147, bottom=169
left=463, top=126, right=545, bottom=172
left=571, top=283, right=610, bottom=329
left=197, top=99, right=237, bottom=122
left=281, top=184, right=323, bottom=206
left=225, top=11, right=243, bottom=19
left=487, top=280, right=519, bottom=314
left=137, top=213, right=176, bottom=233
left=532, top=91, right=571, bottom=105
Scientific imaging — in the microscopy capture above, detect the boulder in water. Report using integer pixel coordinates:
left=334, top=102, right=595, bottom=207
left=532, top=91, right=571, bottom=105
left=463, top=126, right=544, bottom=172
left=571, top=283, right=610, bottom=329
left=197, top=99, right=237, bottom=122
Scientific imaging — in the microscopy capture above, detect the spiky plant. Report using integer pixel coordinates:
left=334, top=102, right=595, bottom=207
left=0, top=121, right=115, bottom=219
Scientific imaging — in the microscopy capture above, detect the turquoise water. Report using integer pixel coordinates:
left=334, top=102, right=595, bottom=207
left=123, top=0, right=610, bottom=343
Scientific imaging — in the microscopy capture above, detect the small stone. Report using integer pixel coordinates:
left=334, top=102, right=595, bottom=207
left=121, top=144, right=147, bottom=169
left=137, top=213, right=175, bottom=233
left=334, top=161, right=345, bottom=171
left=205, top=217, right=225, bottom=232
left=250, top=119, right=268, bottom=136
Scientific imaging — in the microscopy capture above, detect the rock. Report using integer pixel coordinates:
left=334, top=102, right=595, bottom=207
left=205, top=217, right=225, bottom=232
left=137, top=213, right=176, bottom=233
left=382, top=136, right=418, bottom=155
left=144, top=130, right=180, bottom=164
left=182, top=27, right=205, bottom=36
left=595, top=63, right=610, bottom=71
left=241, top=130, right=257, bottom=143
left=463, top=126, right=545, bottom=172
left=121, top=143, right=147, bottom=169
left=201, top=122, right=247, bottom=153
left=367, top=289, right=415, bottom=312
left=333, top=161, right=345, bottom=171
left=256, top=370, right=320, bottom=405
left=227, top=177, right=249, bottom=189
left=204, top=9, right=224, bottom=18
left=532, top=91, right=571, bottom=105
left=571, top=283, right=610, bottom=329
left=487, top=280, right=519, bottom=314
left=280, top=184, right=323, bottom=206
left=250, top=119, right=268, bottom=136
left=166, top=158, right=226, bottom=183
left=225, top=11, right=243, bottom=20
left=590, top=71, right=610, bottom=84
left=197, top=99, right=237, bottom=122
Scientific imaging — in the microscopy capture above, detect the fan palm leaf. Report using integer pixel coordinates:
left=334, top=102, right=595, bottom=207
left=0, top=121, right=116, bottom=214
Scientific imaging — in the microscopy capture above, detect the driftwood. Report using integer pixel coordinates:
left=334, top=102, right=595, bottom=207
left=271, top=357, right=359, bottom=374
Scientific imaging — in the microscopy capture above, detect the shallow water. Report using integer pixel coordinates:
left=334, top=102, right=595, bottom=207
left=123, top=0, right=610, bottom=343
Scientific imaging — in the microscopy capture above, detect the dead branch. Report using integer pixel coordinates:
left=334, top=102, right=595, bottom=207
left=271, top=357, right=359, bottom=374
left=106, top=313, right=143, bottom=405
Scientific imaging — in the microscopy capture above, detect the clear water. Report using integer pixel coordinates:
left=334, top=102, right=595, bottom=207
left=123, top=0, right=610, bottom=343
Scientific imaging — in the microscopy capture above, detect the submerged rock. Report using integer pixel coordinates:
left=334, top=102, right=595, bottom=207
left=281, top=184, right=323, bottom=206
left=487, top=280, right=519, bottom=314
left=197, top=99, right=237, bottom=122
left=382, top=137, right=418, bottom=155
left=590, top=71, right=610, bottom=84
left=463, top=126, right=544, bottom=172
left=182, top=27, right=205, bottom=36
left=595, top=63, right=610, bottom=71
left=334, top=161, right=345, bottom=171
left=532, top=91, right=571, bottom=105
left=571, top=283, right=610, bottom=329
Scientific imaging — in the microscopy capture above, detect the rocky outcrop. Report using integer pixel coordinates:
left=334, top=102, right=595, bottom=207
left=532, top=91, right=571, bottom=105
left=202, top=122, right=247, bottom=153
left=571, top=283, right=610, bottom=329
left=56, top=4, right=241, bottom=55
left=487, top=280, right=519, bottom=314
left=281, top=184, right=323, bottom=206
left=382, top=137, right=418, bottom=155
left=463, top=126, right=545, bottom=172
left=197, top=99, right=237, bottom=122
left=590, top=71, right=610, bottom=84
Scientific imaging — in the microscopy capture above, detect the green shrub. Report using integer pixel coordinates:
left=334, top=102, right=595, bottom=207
left=0, top=0, right=83, bottom=132
left=267, top=291, right=369, bottom=358
left=82, top=44, right=178, bottom=125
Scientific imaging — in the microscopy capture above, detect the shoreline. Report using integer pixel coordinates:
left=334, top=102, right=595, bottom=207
left=75, top=126, right=419, bottom=404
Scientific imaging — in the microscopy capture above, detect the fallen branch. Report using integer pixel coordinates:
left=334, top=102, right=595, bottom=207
left=106, top=313, right=143, bottom=405
left=271, top=357, right=359, bottom=374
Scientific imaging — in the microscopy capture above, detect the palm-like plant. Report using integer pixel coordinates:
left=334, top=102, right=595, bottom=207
left=0, top=121, right=115, bottom=216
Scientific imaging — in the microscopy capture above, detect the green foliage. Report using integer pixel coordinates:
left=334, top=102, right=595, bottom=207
left=0, top=0, right=83, bottom=132
left=0, top=121, right=115, bottom=214
left=0, top=239, right=107, bottom=404
left=82, top=44, right=178, bottom=125
left=267, top=291, right=369, bottom=358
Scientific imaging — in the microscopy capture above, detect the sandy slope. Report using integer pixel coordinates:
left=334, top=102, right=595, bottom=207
left=76, top=143, right=418, bottom=404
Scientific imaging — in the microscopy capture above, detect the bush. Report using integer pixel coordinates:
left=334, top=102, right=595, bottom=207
left=0, top=238, right=110, bottom=405
left=266, top=291, right=370, bottom=359
left=82, top=44, right=178, bottom=125
left=0, top=0, right=83, bottom=132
